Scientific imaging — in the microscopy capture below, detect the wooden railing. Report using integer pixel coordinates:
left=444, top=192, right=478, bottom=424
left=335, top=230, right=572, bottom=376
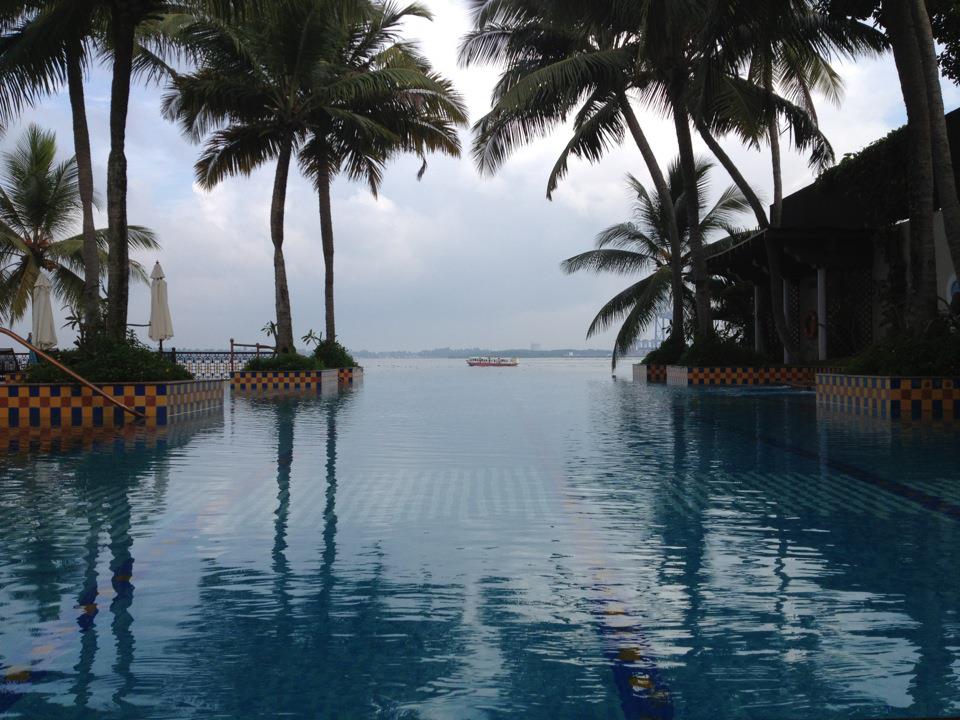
left=0, top=328, right=145, bottom=421
left=229, top=338, right=275, bottom=373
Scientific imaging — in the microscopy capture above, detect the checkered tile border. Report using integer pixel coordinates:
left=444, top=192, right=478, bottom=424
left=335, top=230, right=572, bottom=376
left=337, top=367, right=363, bottom=387
left=816, top=373, right=960, bottom=421
left=666, top=366, right=823, bottom=388
left=231, top=369, right=341, bottom=394
left=1, top=413, right=223, bottom=454
left=0, top=379, right=223, bottom=429
left=633, top=364, right=668, bottom=384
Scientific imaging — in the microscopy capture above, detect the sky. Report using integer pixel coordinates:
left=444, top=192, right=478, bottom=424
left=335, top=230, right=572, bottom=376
left=6, top=1, right=960, bottom=352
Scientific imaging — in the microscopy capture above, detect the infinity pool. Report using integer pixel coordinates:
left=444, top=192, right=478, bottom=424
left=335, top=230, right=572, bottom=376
left=1, top=359, right=958, bottom=719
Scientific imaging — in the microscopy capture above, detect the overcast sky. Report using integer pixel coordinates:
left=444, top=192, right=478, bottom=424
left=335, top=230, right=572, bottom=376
left=7, top=1, right=960, bottom=351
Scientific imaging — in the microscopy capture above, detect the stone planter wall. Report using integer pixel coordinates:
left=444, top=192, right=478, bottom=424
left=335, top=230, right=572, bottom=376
left=0, top=379, right=223, bottom=429
left=666, top=366, right=821, bottom=388
left=632, top=364, right=667, bottom=384
left=816, top=373, right=959, bottom=421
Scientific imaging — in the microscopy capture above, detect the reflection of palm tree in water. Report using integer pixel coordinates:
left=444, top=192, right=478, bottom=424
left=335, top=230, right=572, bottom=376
left=169, top=393, right=467, bottom=717
left=318, top=396, right=340, bottom=626
left=66, top=448, right=175, bottom=712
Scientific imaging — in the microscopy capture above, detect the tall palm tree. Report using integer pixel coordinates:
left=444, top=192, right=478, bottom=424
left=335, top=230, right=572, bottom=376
left=562, top=156, right=749, bottom=369
left=102, top=0, right=220, bottom=337
left=168, top=0, right=462, bottom=351
left=297, top=0, right=466, bottom=343
left=462, top=0, right=835, bottom=343
left=460, top=0, right=689, bottom=347
left=165, top=0, right=365, bottom=352
left=694, top=0, right=885, bottom=359
left=0, top=125, right=156, bottom=325
left=0, top=1, right=103, bottom=329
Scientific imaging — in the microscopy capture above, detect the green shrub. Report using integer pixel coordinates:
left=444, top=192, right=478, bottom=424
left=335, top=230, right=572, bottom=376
left=312, top=339, right=356, bottom=369
left=25, top=337, right=194, bottom=383
left=844, top=332, right=960, bottom=376
left=642, top=338, right=686, bottom=366
left=678, top=336, right=768, bottom=367
left=243, top=352, right=322, bottom=372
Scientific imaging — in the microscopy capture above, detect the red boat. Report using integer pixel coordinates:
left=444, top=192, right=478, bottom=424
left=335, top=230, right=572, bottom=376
left=466, top=356, right=519, bottom=367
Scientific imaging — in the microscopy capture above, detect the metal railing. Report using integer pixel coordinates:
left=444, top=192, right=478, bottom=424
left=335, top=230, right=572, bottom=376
left=2, top=341, right=281, bottom=383
left=0, top=328, right=145, bottom=421
left=170, top=350, right=264, bottom=380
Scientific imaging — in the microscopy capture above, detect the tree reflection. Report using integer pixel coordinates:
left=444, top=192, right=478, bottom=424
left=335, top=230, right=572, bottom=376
left=0, top=416, right=220, bottom=717
left=611, top=385, right=960, bottom=718
left=168, top=394, right=468, bottom=717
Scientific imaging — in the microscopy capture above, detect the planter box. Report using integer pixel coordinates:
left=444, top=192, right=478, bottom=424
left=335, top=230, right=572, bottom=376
left=231, top=369, right=338, bottom=394
left=666, top=365, right=821, bottom=388
left=816, top=372, right=959, bottom=421
left=632, top=364, right=667, bottom=384
left=0, top=379, right=223, bottom=429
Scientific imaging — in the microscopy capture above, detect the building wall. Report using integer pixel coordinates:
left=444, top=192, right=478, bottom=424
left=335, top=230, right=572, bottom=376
left=878, top=211, right=956, bottom=337
left=934, top=212, right=958, bottom=305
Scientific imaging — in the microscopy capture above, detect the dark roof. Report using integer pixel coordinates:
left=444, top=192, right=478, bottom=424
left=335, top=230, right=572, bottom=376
left=780, top=107, right=960, bottom=229
left=706, top=227, right=873, bottom=281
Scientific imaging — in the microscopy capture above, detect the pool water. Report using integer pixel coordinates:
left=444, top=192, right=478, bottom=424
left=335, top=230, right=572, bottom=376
left=1, top=359, right=959, bottom=719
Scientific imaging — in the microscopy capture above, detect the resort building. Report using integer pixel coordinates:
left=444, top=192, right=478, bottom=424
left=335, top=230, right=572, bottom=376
left=708, top=108, right=960, bottom=362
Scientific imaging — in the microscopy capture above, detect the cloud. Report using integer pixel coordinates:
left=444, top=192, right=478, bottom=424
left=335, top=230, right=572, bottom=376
left=4, top=2, right=958, bottom=353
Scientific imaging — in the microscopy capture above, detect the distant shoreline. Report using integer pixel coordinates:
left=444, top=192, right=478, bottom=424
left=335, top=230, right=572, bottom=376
left=352, top=349, right=645, bottom=360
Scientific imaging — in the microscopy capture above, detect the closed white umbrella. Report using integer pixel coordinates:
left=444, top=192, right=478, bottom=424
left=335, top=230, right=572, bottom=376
left=149, top=261, right=174, bottom=350
left=31, top=272, right=57, bottom=350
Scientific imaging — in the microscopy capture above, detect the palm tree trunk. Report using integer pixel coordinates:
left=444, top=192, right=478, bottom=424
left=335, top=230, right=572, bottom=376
left=271, top=139, right=295, bottom=353
left=911, top=0, right=960, bottom=279
left=619, top=93, right=685, bottom=345
left=887, top=0, right=938, bottom=329
left=765, top=115, right=800, bottom=362
left=697, top=123, right=769, bottom=229
left=758, top=65, right=802, bottom=361
left=697, top=126, right=793, bottom=357
left=317, top=165, right=336, bottom=342
left=66, top=39, right=100, bottom=334
left=105, top=4, right=135, bottom=340
left=768, top=120, right=785, bottom=227
left=672, top=101, right=712, bottom=337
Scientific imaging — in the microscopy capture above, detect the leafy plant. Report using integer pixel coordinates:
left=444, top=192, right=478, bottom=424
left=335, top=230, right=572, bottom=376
left=678, top=336, right=769, bottom=368
left=261, top=321, right=278, bottom=340
left=243, top=353, right=322, bottom=372
left=312, top=339, right=356, bottom=369
left=25, top=336, right=194, bottom=383
left=0, top=125, right=157, bottom=323
left=844, top=330, right=960, bottom=376
left=301, top=329, right=322, bottom=349
left=642, top=337, right=687, bottom=366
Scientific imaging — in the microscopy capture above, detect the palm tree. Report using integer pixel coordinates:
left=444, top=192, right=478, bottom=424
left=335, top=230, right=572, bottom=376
left=0, top=1, right=104, bottom=328
left=168, top=0, right=462, bottom=351
left=0, top=125, right=157, bottom=325
left=461, top=0, right=836, bottom=343
left=562, top=157, right=749, bottom=369
left=297, top=0, right=466, bottom=342
left=694, top=1, right=885, bottom=359
left=822, top=0, right=960, bottom=311
left=460, top=0, right=689, bottom=347
left=164, top=0, right=355, bottom=352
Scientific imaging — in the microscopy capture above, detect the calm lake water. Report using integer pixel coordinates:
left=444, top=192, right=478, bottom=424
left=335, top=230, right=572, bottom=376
left=1, top=358, right=958, bottom=719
